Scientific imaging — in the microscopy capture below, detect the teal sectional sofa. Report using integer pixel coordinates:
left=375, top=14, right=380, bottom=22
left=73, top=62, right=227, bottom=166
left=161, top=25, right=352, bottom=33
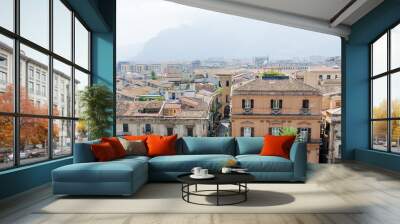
left=52, top=137, right=307, bottom=196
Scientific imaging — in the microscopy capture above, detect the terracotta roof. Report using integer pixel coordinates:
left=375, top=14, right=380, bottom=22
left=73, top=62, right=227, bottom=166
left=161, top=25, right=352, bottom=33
left=180, top=97, right=209, bottom=110
left=164, top=103, right=181, bottom=109
left=176, top=110, right=207, bottom=118
left=119, top=86, right=152, bottom=97
left=121, top=101, right=162, bottom=116
left=233, top=79, right=321, bottom=96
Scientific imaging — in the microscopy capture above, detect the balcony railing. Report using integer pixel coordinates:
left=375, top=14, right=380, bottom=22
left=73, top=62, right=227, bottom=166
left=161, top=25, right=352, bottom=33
left=271, top=108, right=282, bottom=115
left=300, top=108, right=310, bottom=115
left=243, top=107, right=253, bottom=114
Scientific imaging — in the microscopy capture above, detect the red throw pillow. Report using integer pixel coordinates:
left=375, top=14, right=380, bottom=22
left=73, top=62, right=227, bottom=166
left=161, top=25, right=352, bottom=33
left=146, top=135, right=177, bottom=157
left=260, top=135, right=296, bottom=159
left=101, top=137, right=127, bottom=158
left=91, top=142, right=117, bottom=162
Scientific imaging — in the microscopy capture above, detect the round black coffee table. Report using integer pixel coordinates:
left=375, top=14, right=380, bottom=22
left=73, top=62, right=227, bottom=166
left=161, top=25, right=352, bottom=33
left=177, top=173, right=255, bottom=206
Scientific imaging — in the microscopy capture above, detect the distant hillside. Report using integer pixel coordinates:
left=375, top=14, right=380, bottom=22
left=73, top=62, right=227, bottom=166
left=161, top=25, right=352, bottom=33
left=130, top=16, right=340, bottom=62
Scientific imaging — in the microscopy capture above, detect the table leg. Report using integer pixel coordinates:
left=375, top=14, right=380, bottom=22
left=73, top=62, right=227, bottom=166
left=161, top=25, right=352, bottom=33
left=181, top=184, right=183, bottom=199
left=216, top=184, right=219, bottom=206
left=195, top=184, right=198, bottom=192
left=187, top=184, right=190, bottom=202
left=245, top=183, right=247, bottom=201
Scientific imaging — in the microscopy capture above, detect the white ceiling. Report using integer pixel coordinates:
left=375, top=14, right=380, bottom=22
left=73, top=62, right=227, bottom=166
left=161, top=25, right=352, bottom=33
left=166, top=0, right=384, bottom=37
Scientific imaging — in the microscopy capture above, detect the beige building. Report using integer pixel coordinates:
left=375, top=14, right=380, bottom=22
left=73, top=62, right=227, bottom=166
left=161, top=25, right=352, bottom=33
left=322, top=107, right=341, bottom=163
left=231, top=78, right=322, bottom=163
left=322, top=91, right=341, bottom=110
left=116, top=100, right=210, bottom=138
left=297, top=66, right=341, bottom=94
left=216, top=73, right=233, bottom=118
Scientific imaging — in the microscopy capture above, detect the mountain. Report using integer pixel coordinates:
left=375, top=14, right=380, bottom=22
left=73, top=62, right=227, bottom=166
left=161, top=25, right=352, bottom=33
left=126, top=15, right=340, bottom=62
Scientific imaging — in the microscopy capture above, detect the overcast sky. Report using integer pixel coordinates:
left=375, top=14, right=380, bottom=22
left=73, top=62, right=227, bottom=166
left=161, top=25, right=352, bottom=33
left=117, top=0, right=341, bottom=62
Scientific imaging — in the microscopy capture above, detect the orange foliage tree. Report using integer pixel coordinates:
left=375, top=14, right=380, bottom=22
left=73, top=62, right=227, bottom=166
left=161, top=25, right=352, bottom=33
left=0, top=85, right=59, bottom=151
left=373, top=99, right=400, bottom=142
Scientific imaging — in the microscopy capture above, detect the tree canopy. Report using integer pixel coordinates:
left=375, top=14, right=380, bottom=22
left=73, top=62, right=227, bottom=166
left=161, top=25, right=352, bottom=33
left=0, top=85, right=59, bottom=150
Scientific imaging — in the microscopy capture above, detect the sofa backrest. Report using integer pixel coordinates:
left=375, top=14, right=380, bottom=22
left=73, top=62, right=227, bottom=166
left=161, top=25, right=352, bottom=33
left=73, top=139, right=100, bottom=163
left=177, top=137, right=235, bottom=155
left=235, top=137, right=264, bottom=155
left=74, top=137, right=268, bottom=162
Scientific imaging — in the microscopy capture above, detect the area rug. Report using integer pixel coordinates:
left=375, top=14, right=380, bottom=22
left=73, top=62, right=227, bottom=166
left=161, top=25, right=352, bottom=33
left=37, top=183, right=362, bottom=214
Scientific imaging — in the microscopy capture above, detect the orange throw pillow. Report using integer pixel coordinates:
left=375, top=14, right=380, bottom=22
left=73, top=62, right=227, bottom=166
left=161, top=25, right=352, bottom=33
left=146, top=135, right=177, bottom=157
left=91, top=142, right=117, bottom=162
left=260, top=135, right=296, bottom=159
left=101, top=137, right=127, bottom=158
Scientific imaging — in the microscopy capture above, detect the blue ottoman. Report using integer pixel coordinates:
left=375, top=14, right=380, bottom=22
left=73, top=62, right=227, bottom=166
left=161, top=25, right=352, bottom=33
left=52, top=157, right=148, bottom=196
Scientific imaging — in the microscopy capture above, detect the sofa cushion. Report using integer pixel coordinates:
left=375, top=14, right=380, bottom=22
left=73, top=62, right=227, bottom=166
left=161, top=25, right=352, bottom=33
left=147, top=135, right=177, bottom=157
left=178, top=137, right=235, bottom=155
left=116, top=155, right=150, bottom=163
left=260, top=135, right=296, bottom=159
left=235, top=137, right=264, bottom=155
left=91, top=142, right=118, bottom=162
left=101, top=137, right=127, bottom=158
left=236, top=155, right=293, bottom=172
left=53, top=158, right=147, bottom=183
left=118, top=138, right=147, bottom=156
left=149, top=154, right=235, bottom=172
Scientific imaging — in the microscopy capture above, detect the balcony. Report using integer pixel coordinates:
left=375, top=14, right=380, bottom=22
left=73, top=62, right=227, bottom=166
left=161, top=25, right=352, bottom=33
left=271, top=108, right=282, bottom=115
left=300, top=107, right=311, bottom=115
left=243, top=107, right=253, bottom=114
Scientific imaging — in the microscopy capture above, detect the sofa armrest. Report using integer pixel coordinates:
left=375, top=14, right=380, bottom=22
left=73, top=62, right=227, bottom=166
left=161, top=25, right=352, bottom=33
left=73, top=141, right=99, bottom=163
left=289, top=142, right=307, bottom=182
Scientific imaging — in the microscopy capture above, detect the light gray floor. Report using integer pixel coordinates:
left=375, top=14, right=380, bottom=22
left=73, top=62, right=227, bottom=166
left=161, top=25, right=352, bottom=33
left=1, top=162, right=400, bottom=224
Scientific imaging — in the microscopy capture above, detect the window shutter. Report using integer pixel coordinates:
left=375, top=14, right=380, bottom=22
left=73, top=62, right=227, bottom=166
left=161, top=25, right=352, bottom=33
left=270, top=99, right=273, bottom=108
left=240, top=127, right=244, bottom=136
left=251, top=99, right=254, bottom=108
left=268, top=127, right=272, bottom=135
left=242, top=99, right=245, bottom=108
left=308, top=128, right=312, bottom=142
left=279, top=99, right=283, bottom=109
left=251, top=128, right=254, bottom=137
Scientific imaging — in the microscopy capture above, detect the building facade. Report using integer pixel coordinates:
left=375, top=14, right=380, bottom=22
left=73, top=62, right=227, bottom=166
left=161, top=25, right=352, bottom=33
left=322, top=108, right=341, bottom=163
left=0, top=41, right=74, bottom=157
left=216, top=73, right=233, bottom=119
left=299, top=66, right=341, bottom=94
left=231, top=78, right=322, bottom=163
left=116, top=100, right=211, bottom=138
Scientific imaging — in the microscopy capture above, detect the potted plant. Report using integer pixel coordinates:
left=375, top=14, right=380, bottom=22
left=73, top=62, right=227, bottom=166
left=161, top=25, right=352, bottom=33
left=280, top=127, right=304, bottom=142
left=79, top=84, right=114, bottom=140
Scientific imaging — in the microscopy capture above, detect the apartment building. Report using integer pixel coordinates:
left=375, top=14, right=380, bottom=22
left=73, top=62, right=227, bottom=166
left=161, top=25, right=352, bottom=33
left=116, top=100, right=210, bottom=137
left=231, top=78, right=322, bottom=163
left=1, top=41, right=76, bottom=157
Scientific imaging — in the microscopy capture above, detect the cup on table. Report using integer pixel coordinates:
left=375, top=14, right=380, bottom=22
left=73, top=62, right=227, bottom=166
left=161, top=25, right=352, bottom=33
left=191, top=167, right=202, bottom=176
left=199, top=169, right=208, bottom=176
left=221, top=167, right=232, bottom=174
